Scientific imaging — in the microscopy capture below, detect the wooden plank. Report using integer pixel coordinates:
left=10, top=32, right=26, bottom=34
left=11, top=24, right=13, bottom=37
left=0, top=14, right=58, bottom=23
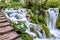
left=0, top=19, right=8, bottom=23
left=0, top=26, right=14, bottom=34
left=0, top=22, right=10, bottom=27
left=0, top=17, right=6, bottom=20
left=0, top=31, right=18, bottom=40
left=0, top=12, right=19, bottom=40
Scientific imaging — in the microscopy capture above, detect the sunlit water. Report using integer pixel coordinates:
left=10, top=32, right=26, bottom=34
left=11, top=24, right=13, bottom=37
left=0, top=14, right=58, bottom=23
left=46, top=8, right=60, bottom=39
left=4, top=8, right=60, bottom=40
left=46, top=8, right=59, bottom=30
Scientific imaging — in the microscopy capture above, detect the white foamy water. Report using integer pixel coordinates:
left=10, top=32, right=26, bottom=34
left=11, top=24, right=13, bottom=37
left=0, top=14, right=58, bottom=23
left=4, top=8, right=43, bottom=39
left=46, top=8, right=59, bottom=30
left=46, top=8, right=60, bottom=39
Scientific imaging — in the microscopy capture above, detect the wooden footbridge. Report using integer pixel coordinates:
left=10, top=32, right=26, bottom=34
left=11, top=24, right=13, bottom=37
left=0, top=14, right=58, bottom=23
left=0, top=12, right=21, bottom=40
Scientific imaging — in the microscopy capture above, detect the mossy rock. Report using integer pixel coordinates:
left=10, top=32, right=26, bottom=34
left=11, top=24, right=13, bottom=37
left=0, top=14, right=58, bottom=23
left=43, top=24, right=51, bottom=38
left=56, top=22, right=60, bottom=27
left=19, top=33, right=33, bottom=40
left=56, top=14, right=60, bottom=29
left=30, top=27, right=34, bottom=32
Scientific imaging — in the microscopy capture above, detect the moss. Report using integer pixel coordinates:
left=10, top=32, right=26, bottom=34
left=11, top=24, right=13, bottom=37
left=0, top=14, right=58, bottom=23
left=30, top=27, right=34, bottom=32
left=19, top=33, right=33, bottom=40
left=38, top=15, right=44, bottom=23
left=43, top=24, right=51, bottom=38
left=56, top=14, right=60, bottom=29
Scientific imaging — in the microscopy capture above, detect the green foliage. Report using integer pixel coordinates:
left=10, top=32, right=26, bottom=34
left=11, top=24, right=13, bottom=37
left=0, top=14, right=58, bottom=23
left=19, top=33, right=33, bottom=40
left=0, top=0, right=60, bottom=9
left=38, top=15, right=46, bottom=24
left=45, top=0, right=60, bottom=9
left=27, top=10, right=39, bottom=24
left=10, top=21, right=27, bottom=32
left=0, top=1, right=26, bottom=8
left=1, top=0, right=5, bottom=3
left=27, top=9, right=46, bottom=24
left=56, top=14, right=60, bottom=29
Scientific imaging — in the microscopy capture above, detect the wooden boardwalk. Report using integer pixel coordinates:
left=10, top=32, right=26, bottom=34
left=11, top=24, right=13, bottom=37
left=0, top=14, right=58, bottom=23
left=0, top=12, right=21, bottom=40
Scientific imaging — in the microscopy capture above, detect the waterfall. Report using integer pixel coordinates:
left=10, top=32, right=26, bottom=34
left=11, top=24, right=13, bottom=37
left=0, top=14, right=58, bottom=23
left=46, top=8, right=59, bottom=30
left=46, top=8, right=60, bottom=39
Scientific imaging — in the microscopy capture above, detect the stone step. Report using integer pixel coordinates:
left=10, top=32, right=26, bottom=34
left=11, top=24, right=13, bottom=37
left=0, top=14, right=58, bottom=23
left=0, top=22, right=10, bottom=27
left=0, top=17, right=6, bottom=20
left=0, top=26, right=14, bottom=34
left=0, top=31, right=18, bottom=40
left=0, top=19, right=8, bottom=23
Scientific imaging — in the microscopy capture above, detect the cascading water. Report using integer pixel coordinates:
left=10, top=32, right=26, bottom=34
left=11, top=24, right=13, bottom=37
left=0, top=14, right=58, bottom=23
left=4, top=8, right=44, bottom=40
left=34, top=8, right=60, bottom=40
left=46, top=8, right=60, bottom=39
left=4, top=8, right=60, bottom=40
left=46, top=8, right=59, bottom=30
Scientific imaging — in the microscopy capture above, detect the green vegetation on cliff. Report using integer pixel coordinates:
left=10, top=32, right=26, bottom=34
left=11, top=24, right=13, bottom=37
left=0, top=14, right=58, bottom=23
left=56, top=14, right=60, bottom=29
